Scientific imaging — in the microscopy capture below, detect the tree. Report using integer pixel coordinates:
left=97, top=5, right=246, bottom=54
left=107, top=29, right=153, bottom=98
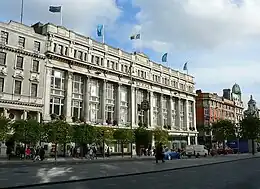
left=153, top=127, right=169, bottom=144
left=134, top=127, right=152, bottom=156
left=240, top=115, right=260, bottom=155
left=44, top=120, right=73, bottom=160
left=95, top=127, right=114, bottom=144
left=212, top=119, right=236, bottom=148
left=113, top=128, right=135, bottom=156
left=0, top=116, right=10, bottom=141
left=73, top=124, right=97, bottom=157
left=11, top=119, right=41, bottom=145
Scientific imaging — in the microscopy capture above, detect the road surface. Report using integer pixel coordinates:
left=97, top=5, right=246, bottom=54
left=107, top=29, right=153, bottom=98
left=22, top=157, right=260, bottom=189
left=1, top=154, right=258, bottom=189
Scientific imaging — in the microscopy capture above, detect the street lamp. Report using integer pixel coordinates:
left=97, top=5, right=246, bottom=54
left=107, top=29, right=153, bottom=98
left=235, top=124, right=240, bottom=154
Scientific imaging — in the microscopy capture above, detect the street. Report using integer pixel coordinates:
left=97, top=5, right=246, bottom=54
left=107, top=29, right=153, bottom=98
left=0, top=154, right=258, bottom=189
left=23, top=157, right=260, bottom=189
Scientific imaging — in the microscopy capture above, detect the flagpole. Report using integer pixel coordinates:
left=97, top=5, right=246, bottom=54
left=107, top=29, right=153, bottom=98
left=60, top=6, right=63, bottom=26
left=20, top=0, right=24, bottom=24
left=102, top=24, right=105, bottom=43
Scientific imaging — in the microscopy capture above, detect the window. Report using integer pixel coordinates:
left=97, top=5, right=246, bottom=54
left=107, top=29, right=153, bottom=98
left=32, top=60, right=39, bottom=72
left=57, top=44, right=63, bottom=55
left=0, top=52, right=6, bottom=65
left=1, top=31, right=8, bottom=44
left=120, top=86, right=129, bottom=124
left=51, top=70, right=65, bottom=90
left=65, top=47, right=68, bottom=56
left=0, top=78, right=4, bottom=92
left=77, top=51, right=83, bottom=60
left=18, top=36, right=25, bottom=47
left=153, top=93, right=160, bottom=125
left=105, top=83, right=115, bottom=123
left=34, top=41, right=40, bottom=51
left=16, top=56, right=23, bottom=69
left=49, top=97, right=64, bottom=115
left=31, top=83, right=38, bottom=97
left=72, top=100, right=82, bottom=119
left=162, top=96, right=168, bottom=126
left=72, top=74, right=84, bottom=99
left=89, top=79, right=101, bottom=123
left=14, top=80, right=22, bottom=94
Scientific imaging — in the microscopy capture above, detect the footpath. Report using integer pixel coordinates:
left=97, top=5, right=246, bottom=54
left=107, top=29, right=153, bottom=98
left=0, top=155, right=154, bottom=167
left=0, top=153, right=259, bottom=189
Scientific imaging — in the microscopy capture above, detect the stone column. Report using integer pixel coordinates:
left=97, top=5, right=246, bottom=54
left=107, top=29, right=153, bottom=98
left=116, top=84, right=121, bottom=125
left=135, top=88, right=138, bottom=126
left=65, top=72, right=73, bottom=122
left=37, top=112, right=41, bottom=123
left=84, top=77, right=90, bottom=123
left=185, top=99, right=189, bottom=131
left=3, top=108, right=8, bottom=118
left=193, top=101, right=197, bottom=131
left=160, top=94, right=163, bottom=127
left=130, top=87, right=135, bottom=127
left=102, top=80, right=106, bottom=124
left=149, top=91, right=153, bottom=128
left=43, top=67, right=52, bottom=121
left=169, top=96, right=173, bottom=129
left=176, top=98, right=181, bottom=130
left=195, top=135, right=198, bottom=145
left=187, top=134, right=191, bottom=145
left=23, top=110, right=27, bottom=120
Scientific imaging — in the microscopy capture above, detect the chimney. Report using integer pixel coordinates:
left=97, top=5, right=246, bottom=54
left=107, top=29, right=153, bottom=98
left=223, top=89, right=231, bottom=100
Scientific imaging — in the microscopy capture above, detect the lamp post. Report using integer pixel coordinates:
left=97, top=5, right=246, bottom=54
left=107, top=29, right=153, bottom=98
left=235, top=124, right=240, bottom=154
left=101, top=130, right=105, bottom=158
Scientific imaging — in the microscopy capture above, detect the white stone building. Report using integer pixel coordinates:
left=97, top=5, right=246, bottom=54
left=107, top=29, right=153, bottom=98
left=0, top=21, right=46, bottom=156
left=34, top=22, right=198, bottom=149
left=0, top=21, right=198, bottom=155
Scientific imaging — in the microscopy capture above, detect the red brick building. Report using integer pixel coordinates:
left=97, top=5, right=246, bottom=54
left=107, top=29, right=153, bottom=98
left=195, top=88, right=242, bottom=147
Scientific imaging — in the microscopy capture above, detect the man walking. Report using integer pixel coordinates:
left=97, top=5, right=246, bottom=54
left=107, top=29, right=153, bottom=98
left=155, top=143, right=165, bottom=163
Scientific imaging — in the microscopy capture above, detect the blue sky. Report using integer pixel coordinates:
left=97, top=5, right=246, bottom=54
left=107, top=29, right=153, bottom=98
left=1, top=0, right=260, bottom=107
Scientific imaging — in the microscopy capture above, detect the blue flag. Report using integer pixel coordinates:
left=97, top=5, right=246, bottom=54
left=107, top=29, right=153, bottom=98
left=162, top=53, right=168, bottom=62
left=49, top=6, right=61, bottom=13
left=97, top=24, right=103, bottom=37
left=183, top=62, right=188, bottom=71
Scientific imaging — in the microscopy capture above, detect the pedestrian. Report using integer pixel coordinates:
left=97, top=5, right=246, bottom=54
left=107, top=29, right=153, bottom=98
left=39, top=147, right=45, bottom=161
left=155, top=143, right=165, bottom=163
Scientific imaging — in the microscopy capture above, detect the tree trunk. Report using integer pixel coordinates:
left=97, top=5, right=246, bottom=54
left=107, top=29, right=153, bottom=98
left=54, top=143, right=57, bottom=161
left=121, top=141, right=124, bottom=157
left=63, top=143, right=66, bottom=157
left=252, top=139, right=255, bottom=155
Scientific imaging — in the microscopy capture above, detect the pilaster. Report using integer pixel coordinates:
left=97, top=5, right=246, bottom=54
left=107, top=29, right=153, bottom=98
left=65, top=71, right=73, bottom=122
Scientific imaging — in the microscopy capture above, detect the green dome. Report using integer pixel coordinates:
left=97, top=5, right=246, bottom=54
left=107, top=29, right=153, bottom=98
left=232, top=83, right=241, bottom=94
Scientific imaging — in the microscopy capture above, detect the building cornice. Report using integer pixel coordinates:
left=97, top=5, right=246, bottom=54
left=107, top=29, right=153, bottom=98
left=0, top=43, right=45, bottom=60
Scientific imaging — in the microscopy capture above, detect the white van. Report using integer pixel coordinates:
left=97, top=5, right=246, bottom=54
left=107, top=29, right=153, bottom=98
left=186, top=145, right=208, bottom=158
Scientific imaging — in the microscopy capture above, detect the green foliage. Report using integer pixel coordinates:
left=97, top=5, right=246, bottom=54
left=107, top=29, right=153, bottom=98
left=197, top=124, right=212, bottom=133
left=0, top=116, right=10, bottom=141
left=153, top=127, right=169, bottom=144
left=212, top=119, right=236, bottom=141
left=95, top=127, right=114, bottom=144
left=240, top=116, right=260, bottom=140
left=134, top=127, right=152, bottom=145
left=73, top=124, right=97, bottom=145
left=113, top=128, right=135, bottom=143
left=11, top=119, right=41, bottom=144
left=44, top=120, right=73, bottom=144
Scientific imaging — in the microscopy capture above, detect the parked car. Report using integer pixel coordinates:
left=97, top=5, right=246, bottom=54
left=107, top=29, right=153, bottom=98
left=163, top=150, right=181, bottom=160
left=186, top=145, right=208, bottom=158
left=217, top=148, right=234, bottom=155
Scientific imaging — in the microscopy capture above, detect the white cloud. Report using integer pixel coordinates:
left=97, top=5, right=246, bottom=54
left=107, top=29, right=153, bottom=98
left=132, top=0, right=260, bottom=51
left=130, top=0, right=260, bottom=104
left=0, top=0, right=121, bottom=35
